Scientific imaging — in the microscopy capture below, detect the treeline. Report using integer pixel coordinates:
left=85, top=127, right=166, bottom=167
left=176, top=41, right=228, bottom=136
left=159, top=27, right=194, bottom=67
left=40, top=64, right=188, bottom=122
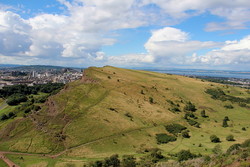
left=0, top=83, right=64, bottom=98
left=205, top=88, right=250, bottom=107
left=0, top=83, right=64, bottom=106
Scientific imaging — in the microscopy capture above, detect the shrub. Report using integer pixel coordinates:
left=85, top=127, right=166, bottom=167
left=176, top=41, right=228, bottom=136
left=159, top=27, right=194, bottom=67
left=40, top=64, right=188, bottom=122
left=0, top=114, right=8, bottom=121
left=8, top=112, right=16, bottom=118
left=184, top=101, right=197, bottom=112
left=226, top=144, right=241, bottom=154
left=212, top=144, right=222, bottom=154
left=103, top=154, right=120, bottom=167
left=222, top=119, right=229, bottom=127
left=165, top=124, right=187, bottom=135
left=224, top=104, right=234, bottom=109
left=156, top=134, right=176, bottom=144
left=149, top=97, right=154, bottom=104
left=176, top=150, right=197, bottom=162
left=241, top=139, right=250, bottom=148
left=242, top=127, right=246, bottom=131
left=201, top=110, right=207, bottom=118
left=187, top=119, right=200, bottom=128
left=226, top=135, right=235, bottom=141
left=182, top=130, right=190, bottom=138
left=122, top=155, right=136, bottom=167
left=210, top=135, right=220, bottom=143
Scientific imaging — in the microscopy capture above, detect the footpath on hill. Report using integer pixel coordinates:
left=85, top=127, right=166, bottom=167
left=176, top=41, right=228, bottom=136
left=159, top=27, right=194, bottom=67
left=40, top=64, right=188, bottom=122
left=0, top=152, right=20, bottom=167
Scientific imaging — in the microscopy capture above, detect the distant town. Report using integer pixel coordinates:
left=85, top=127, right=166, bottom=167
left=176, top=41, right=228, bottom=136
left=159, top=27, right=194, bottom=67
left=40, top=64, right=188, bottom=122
left=0, top=65, right=83, bottom=89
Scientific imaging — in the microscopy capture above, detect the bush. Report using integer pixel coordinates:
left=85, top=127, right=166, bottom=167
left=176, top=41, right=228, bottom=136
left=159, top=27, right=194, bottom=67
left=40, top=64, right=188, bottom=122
left=210, top=135, right=220, bottom=143
left=165, top=124, right=187, bottom=135
left=184, top=101, right=196, bottom=112
left=149, top=97, right=154, bottom=104
left=226, top=144, right=241, bottom=154
left=0, top=114, right=8, bottom=121
left=224, top=104, right=234, bottom=109
left=222, top=119, right=229, bottom=127
left=122, top=155, right=136, bottom=167
left=187, top=119, right=200, bottom=128
left=201, top=110, right=208, bottom=118
left=176, top=150, right=197, bottom=162
left=241, top=139, right=250, bottom=148
left=226, top=135, right=235, bottom=141
left=8, top=112, right=16, bottom=118
left=212, top=144, right=222, bottom=154
left=182, top=130, right=190, bottom=138
left=156, top=134, right=176, bottom=144
left=103, top=154, right=120, bottom=167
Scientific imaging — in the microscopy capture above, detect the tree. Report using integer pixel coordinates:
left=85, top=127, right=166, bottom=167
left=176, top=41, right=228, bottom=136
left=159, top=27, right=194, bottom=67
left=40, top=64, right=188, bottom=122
left=210, top=135, right=220, bottom=143
left=121, top=155, right=136, bottom=167
left=226, top=135, right=235, bottom=141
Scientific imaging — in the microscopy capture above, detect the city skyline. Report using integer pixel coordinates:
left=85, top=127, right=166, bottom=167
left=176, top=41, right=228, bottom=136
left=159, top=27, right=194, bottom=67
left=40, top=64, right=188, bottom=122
left=0, top=0, right=250, bottom=70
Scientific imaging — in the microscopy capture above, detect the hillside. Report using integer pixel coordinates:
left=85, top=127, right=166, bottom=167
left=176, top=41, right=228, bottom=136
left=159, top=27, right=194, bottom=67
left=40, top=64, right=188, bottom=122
left=0, top=66, right=249, bottom=164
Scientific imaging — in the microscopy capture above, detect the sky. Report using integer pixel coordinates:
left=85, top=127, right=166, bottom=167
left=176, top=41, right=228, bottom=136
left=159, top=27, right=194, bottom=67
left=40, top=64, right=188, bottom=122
left=0, top=0, right=250, bottom=70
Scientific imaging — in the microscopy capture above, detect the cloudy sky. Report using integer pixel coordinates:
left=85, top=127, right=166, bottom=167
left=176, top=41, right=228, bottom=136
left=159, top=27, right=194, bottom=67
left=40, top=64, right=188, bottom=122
left=0, top=0, right=250, bottom=70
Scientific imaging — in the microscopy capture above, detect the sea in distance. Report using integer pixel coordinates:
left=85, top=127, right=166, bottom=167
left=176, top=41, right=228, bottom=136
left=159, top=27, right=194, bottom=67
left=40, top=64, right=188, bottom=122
left=151, top=69, right=250, bottom=79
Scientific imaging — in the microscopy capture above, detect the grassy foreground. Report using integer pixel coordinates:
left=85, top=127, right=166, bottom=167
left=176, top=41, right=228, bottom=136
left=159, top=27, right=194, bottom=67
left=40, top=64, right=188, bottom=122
left=0, top=66, right=249, bottom=166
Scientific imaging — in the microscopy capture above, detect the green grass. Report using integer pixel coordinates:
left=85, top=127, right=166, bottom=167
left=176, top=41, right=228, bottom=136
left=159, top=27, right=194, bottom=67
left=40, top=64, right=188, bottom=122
left=0, top=159, right=8, bottom=167
left=0, top=66, right=250, bottom=160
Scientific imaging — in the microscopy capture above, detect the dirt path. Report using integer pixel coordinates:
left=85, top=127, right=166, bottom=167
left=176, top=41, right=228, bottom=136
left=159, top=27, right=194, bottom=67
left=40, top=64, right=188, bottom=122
left=0, top=152, right=20, bottom=167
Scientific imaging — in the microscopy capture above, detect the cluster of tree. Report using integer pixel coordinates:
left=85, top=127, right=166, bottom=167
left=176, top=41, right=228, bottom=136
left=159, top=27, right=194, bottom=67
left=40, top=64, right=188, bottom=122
left=0, top=83, right=64, bottom=98
left=0, top=83, right=64, bottom=106
left=156, top=133, right=176, bottom=144
left=1, top=99, right=41, bottom=121
left=6, top=93, right=28, bottom=105
left=174, top=150, right=200, bottom=162
left=86, top=149, right=165, bottom=167
left=205, top=88, right=250, bottom=107
left=0, top=112, right=16, bottom=121
left=202, top=78, right=242, bottom=85
left=86, top=138, right=250, bottom=167
left=165, top=124, right=187, bottom=136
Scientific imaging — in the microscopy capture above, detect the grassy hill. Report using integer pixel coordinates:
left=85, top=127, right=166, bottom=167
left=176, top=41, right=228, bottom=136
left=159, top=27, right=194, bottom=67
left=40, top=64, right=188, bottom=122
left=0, top=66, right=249, bottom=163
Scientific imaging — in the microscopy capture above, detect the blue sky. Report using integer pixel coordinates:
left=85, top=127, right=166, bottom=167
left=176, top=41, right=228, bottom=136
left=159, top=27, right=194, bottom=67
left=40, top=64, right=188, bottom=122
left=0, top=0, right=250, bottom=70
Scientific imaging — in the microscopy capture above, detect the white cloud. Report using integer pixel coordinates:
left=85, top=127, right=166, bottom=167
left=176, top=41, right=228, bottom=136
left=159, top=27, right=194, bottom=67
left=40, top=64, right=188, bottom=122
left=142, top=0, right=250, bottom=31
left=192, top=35, right=250, bottom=65
left=108, top=54, right=155, bottom=65
left=144, top=27, right=220, bottom=63
left=0, top=0, right=250, bottom=69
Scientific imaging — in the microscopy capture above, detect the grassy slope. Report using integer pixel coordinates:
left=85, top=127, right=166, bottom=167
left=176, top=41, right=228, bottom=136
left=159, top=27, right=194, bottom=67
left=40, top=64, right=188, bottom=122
left=0, top=66, right=249, bottom=160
